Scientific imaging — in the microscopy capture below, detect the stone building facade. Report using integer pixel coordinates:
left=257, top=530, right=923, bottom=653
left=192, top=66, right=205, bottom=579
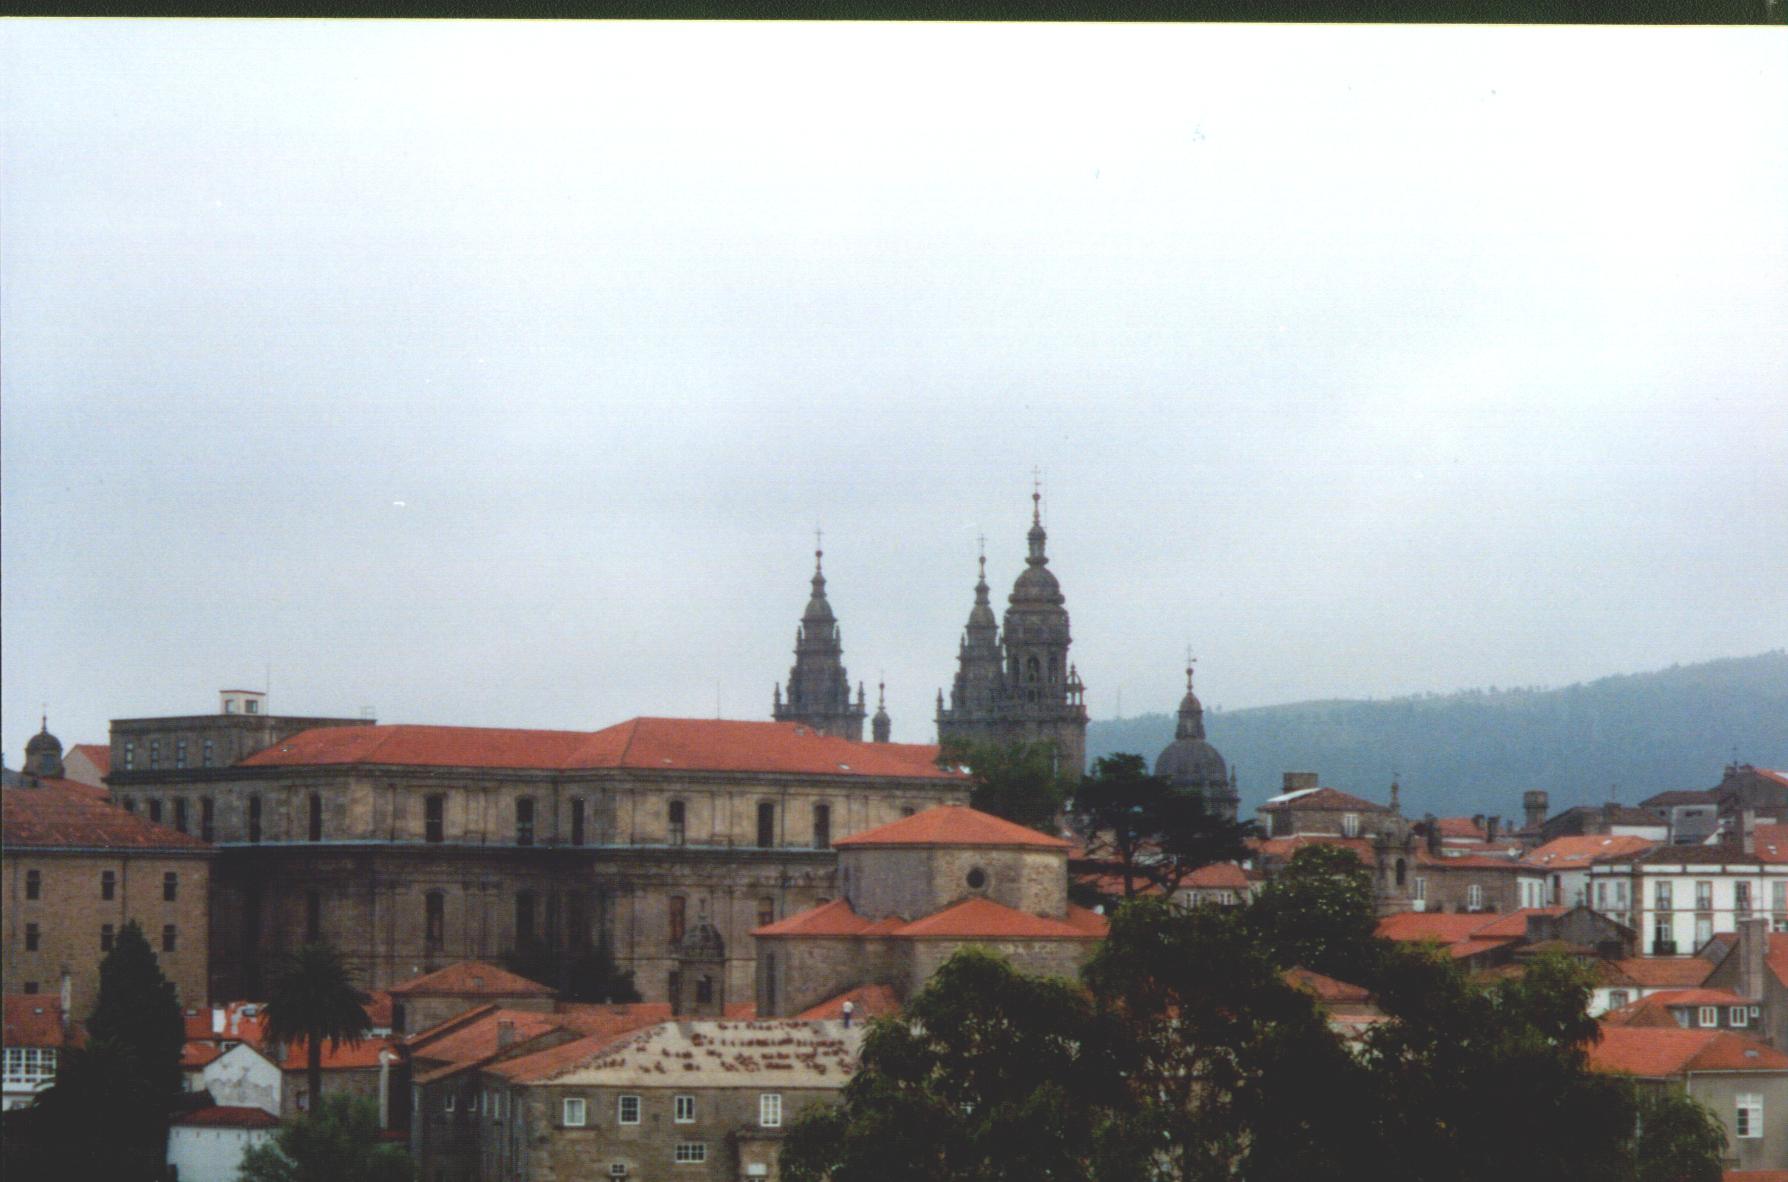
left=2, top=782, right=213, bottom=1014
left=936, top=495, right=1089, bottom=775
left=103, top=709, right=966, bottom=1003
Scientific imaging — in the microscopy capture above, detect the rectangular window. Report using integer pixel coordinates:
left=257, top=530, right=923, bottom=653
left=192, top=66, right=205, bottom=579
left=248, top=797, right=262, bottom=843
left=1594, top=881, right=1607, bottom=909
left=308, top=794, right=323, bottom=842
left=202, top=739, right=215, bottom=768
left=1730, top=1006, right=1748, bottom=1026
left=1467, top=884, right=1484, bottom=911
left=173, top=799, right=189, bottom=833
left=570, top=799, right=586, bottom=847
left=516, top=892, right=536, bottom=944
left=758, top=897, right=776, bottom=928
left=1342, top=812, right=1360, bottom=837
left=618, top=1095, right=640, bottom=1125
left=124, top=742, right=135, bottom=770
left=562, top=1097, right=587, bottom=1127
left=1735, top=1093, right=1762, bottom=1138
left=515, top=798, right=535, bottom=847
left=25, top=869, right=41, bottom=900
left=759, top=1093, right=782, bottom=1127
left=1736, top=881, right=1752, bottom=917
left=669, top=896, right=686, bottom=945
left=101, top=870, right=116, bottom=900
left=164, top=872, right=179, bottom=901
left=1656, top=881, right=1673, bottom=910
left=668, top=800, right=686, bottom=846
left=445, top=1093, right=455, bottom=1112
left=1413, top=877, right=1427, bottom=902
left=674, top=1094, right=695, bottom=1123
left=425, top=794, right=445, bottom=843
left=25, top=923, right=40, bottom=952
left=1616, top=881, right=1630, bottom=907
left=1695, top=880, right=1712, bottom=911
left=200, top=797, right=215, bottom=842
left=674, top=1143, right=708, bottom=1164
left=162, top=924, right=177, bottom=952
left=814, top=803, right=831, bottom=849
left=246, top=699, right=259, bottom=714
left=175, top=739, right=188, bottom=769
left=148, top=799, right=163, bottom=823
left=1695, top=916, right=1713, bottom=949
left=101, top=923, right=115, bottom=952
left=426, top=892, right=445, bottom=948
left=757, top=802, right=776, bottom=848
left=149, top=739, right=160, bottom=768
left=1774, top=880, right=1787, bottom=915
left=1607, top=990, right=1629, bottom=1009
left=1698, top=1006, right=1719, bottom=1028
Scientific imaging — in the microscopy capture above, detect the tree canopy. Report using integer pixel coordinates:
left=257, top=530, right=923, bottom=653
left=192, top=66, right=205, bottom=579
left=1245, top=842, right=1382, bottom=983
left=262, top=943, right=372, bottom=1116
left=238, top=1094, right=415, bottom=1182
left=937, top=738, right=1074, bottom=834
left=1070, top=752, right=1253, bottom=900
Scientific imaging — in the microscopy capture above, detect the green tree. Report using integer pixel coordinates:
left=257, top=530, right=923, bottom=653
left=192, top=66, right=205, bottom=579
left=1070, top=753, right=1253, bottom=900
left=502, top=937, right=641, bottom=1004
left=781, top=949, right=1124, bottom=1182
left=262, top=944, right=372, bottom=1116
left=1246, top=843, right=1382, bottom=983
left=5, top=1037, right=169, bottom=1182
left=1631, top=1088, right=1727, bottom=1182
left=237, top=1094, right=415, bottom=1182
left=938, top=738, right=1073, bottom=834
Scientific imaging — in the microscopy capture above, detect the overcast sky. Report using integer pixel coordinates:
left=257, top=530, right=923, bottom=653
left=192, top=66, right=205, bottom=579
left=3, top=22, right=1785, bottom=763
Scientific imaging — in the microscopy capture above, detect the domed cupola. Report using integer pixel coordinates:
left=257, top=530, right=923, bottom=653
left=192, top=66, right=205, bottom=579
left=23, top=715, right=65, bottom=780
left=1008, top=491, right=1065, bottom=608
left=1153, top=663, right=1238, bottom=821
left=802, top=548, right=837, bottom=627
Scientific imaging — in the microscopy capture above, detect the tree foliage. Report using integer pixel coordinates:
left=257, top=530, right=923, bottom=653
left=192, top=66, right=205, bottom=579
left=1070, top=753, right=1253, bottom=900
left=238, top=1094, right=415, bottom=1182
left=503, top=937, right=641, bottom=1004
left=1631, top=1088, right=1727, bottom=1182
left=262, top=943, right=372, bottom=1115
left=1246, top=843, right=1382, bottom=982
left=938, top=739, right=1074, bottom=834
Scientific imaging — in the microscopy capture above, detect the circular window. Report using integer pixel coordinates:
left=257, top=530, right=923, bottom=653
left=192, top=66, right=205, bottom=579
left=966, top=868, right=987, bottom=890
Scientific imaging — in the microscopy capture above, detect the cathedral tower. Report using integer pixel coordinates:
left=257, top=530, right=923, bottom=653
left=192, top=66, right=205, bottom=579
left=937, top=491, right=1088, bottom=774
left=772, top=545, right=867, bottom=741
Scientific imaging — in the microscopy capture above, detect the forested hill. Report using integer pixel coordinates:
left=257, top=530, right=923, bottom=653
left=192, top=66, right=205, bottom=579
left=1087, top=652, right=1788, bottom=821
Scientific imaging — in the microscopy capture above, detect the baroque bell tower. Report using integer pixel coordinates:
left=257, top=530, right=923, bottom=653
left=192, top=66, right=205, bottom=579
left=772, top=539, right=868, bottom=741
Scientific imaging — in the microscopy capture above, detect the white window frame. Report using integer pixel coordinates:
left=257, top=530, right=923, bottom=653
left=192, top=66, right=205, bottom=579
left=1467, top=884, right=1485, bottom=911
left=675, top=1142, right=708, bottom=1164
left=445, top=1093, right=456, bottom=1112
left=1342, top=813, right=1360, bottom=837
left=759, top=1093, right=782, bottom=1128
left=1606, top=990, right=1630, bottom=1010
left=563, top=1097, right=587, bottom=1127
left=1735, top=1093, right=1762, bottom=1138
left=618, top=1094, right=641, bottom=1125
left=1412, top=877, right=1426, bottom=902
left=674, top=1094, right=695, bottom=1123
left=1730, top=1006, right=1748, bottom=1027
left=1698, top=1006, right=1719, bottom=1028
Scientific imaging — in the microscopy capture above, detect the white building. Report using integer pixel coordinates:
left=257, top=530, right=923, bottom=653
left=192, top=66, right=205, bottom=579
left=166, top=1042, right=285, bottom=1182
left=1588, top=846, right=1788, bottom=957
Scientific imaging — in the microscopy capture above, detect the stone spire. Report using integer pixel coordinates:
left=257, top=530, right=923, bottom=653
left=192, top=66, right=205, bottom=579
left=872, top=680, right=892, bottom=744
left=771, top=541, right=867, bottom=741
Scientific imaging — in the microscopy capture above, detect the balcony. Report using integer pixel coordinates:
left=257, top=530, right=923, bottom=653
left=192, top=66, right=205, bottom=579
left=1652, top=939, right=1678, bottom=956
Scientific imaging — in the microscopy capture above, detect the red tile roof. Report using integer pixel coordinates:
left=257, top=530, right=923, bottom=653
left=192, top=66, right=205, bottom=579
left=1376, top=912, right=1499, bottom=944
left=386, top=960, right=555, bottom=998
left=1523, top=835, right=1658, bottom=869
left=1724, top=1173, right=1788, bottom=1182
left=479, top=1028, right=634, bottom=1085
left=2, top=786, right=211, bottom=851
left=1589, top=1026, right=1788, bottom=1076
left=66, top=744, right=111, bottom=777
left=1472, top=908, right=1564, bottom=938
left=1607, top=957, right=1717, bottom=989
left=1421, top=853, right=1530, bottom=870
left=1767, top=933, right=1788, bottom=990
left=1251, top=835, right=1375, bottom=863
left=1753, top=824, right=1788, bottom=864
left=797, top=984, right=902, bottom=1021
left=274, top=1035, right=400, bottom=1071
left=754, top=898, right=879, bottom=937
left=1259, top=787, right=1386, bottom=812
left=1284, top=968, right=1372, bottom=1005
left=1182, top=862, right=1252, bottom=889
left=182, top=1041, right=224, bottom=1069
left=833, top=804, right=1068, bottom=850
left=172, top=1105, right=281, bottom=1129
left=892, top=897, right=1106, bottom=940
left=3, top=995, right=73, bottom=1048
left=240, top=718, right=961, bottom=781
left=406, top=1008, right=568, bottom=1068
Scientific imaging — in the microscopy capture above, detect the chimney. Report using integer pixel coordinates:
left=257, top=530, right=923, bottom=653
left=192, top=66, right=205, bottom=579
left=1737, top=916, right=1767, bottom=1002
left=1741, top=809, right=1758, bottom=856
left=1486, top=816, right=1501, bottom=842
left=1283, top=772, right=1319, bottom=793
left=496, top=1019, right=515, bottom=1049
left=1523, top=790, right=1548, bottom=830
left=1423, top=814, right=1441, bottom=856
left=59, top=971, right=72, bottom=1027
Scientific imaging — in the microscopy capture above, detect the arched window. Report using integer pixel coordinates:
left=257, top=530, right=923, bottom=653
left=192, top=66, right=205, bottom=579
left=1026, top=656, right=1040, bottom=683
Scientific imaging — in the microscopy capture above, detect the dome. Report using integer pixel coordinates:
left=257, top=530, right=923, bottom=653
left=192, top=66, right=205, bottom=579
left=1009, top=563, right=1064, bottom=606
left=25, top=726, right=61, bottom=757
left=803, top=552, right=836, bottom=624
left=1153, top=666, right=1228, bottom=788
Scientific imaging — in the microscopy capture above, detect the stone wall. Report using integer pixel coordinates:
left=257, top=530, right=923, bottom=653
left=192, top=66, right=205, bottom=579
left=843, top=846, right=1067, bottom=922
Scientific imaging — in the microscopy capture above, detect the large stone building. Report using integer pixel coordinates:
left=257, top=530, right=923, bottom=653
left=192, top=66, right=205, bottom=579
left=102, top=706, right=966, bottom=1003
left=936, top=493, right=1089, bottom=773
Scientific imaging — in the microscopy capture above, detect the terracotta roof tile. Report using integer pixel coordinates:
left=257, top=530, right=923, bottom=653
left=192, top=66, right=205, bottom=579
left=1752, top=824, right=1788, bottom=864
left=1181, top=862, right=1251, bottom=889
left=241, top=719, right=961, bottom=781
left=182, top=1041, right=224, bottom=1069
left=1252, top=835, right=1375, bottom=862
left=796, top=984, right=902, bottom=1021
left=66, top=744, right=112, bottom=777
left=1608, top=957, right=1717, bottom=988
left=1259, top=787, right=1387, bottom=812
left=406, top=1008, right=568, bottom=1068
left=1766, top=933, right=1788, bottom=990
left=172, top=1105, right=280, bottom=1129
left=1634, top=844, right=1768, bottom=867
left=754, top=898, right=877, bottom=938
left=2, top=786, right=210, bottom=850
left=1589, top=1026, right=1788, bottom=1076
left=1284, top=968, right=1372, bottom=1004
left=1472, top=908, right=1564, bottom=938
left=1376, top=912, right=1498, bottom=944
left=1602, top=989, right=1752, bottom=1027
left=1447, top=937, right=1518, bottom=959
left=1523, top=835, right=1658, bottom=869
left=890, top=897, right=1103, bottom=940
left=3, top=995, right=73, bottom=1048
left=386, top=960, right=555, bottom=998
left=274, top=1035, right=400, bottom=1071
left=833, top=804, right=1068, bottom=849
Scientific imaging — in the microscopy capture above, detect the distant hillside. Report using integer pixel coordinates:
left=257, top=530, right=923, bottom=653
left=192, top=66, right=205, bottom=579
left=1088, top=652, right=1788, bottom=821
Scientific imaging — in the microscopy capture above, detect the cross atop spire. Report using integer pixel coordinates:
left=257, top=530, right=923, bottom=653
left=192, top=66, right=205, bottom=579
left=1031, top=467, right=1042, bottom=525
left=814, top=525, right=824, bottom=571
left=1185, top=650, right=1198, bottom=692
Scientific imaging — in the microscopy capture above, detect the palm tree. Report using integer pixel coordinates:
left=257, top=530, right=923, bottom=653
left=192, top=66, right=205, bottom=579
left=262, top=943, right=372, bottom=1116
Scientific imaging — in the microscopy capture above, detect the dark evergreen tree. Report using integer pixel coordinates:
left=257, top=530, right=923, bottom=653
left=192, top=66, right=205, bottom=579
left=1632, top=1088, right=1727, bottom=1182
left=1245, top=842, right=1383, bottom=983
left=938, top=738, right=1073, bottom=834
left=1070, top=752, right=1252, bottom=900
left=263, top=943, right=372, bottom=1116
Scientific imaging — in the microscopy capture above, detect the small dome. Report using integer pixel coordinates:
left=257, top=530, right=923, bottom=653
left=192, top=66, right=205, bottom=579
left=1155, top=738, right=1229, bottom=787
left=25, top=726, right=62, bottom=756
left=1009, top=563, right=1064, bottom=606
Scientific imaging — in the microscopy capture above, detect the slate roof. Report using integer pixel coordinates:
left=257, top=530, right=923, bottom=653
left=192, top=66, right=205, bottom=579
left=1588, top=1026, right=1788, bottom=1076
left=1640, top=789, right=1720, bottom=807
left=386, top=960, right=555, bottom=998
left=833, top=804, right=1068, bottom=849
left=240, top=718, right=959, bottom=780
left=486, top=1019, right=863, bottom=1087
left=1, top=786, right=211, bottom=851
